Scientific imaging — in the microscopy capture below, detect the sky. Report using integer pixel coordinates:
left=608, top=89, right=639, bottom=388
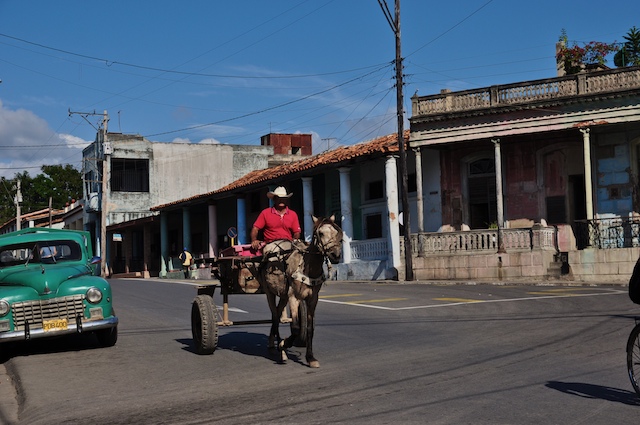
left=0, top=0, right=637, bottom=180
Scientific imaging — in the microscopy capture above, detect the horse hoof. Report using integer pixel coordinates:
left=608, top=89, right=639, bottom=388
left=308, top=360, right=320, bottom=368
left=278, top=341, right=288, bottom=362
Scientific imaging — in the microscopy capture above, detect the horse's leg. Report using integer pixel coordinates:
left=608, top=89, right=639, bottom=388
left=265, top=291, right=279, bottom=350
left=275, top=296, right=289, bottom=362
left=279, top=285, right=301, bottom=352
left=305, top=286, right=321, bottom=368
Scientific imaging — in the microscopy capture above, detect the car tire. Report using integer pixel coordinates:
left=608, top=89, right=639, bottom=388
left=96, top=325, right=118, bottom=347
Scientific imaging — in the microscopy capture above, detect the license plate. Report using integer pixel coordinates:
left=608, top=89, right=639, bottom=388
left=42, top=318, right=68, bottom=332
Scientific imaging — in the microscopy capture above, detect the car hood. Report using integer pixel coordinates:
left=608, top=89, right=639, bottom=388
left=0, top=264, right=90, bottom=294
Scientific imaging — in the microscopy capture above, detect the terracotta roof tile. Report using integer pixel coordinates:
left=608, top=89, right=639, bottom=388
left=152, top=130, right=408, bottom=211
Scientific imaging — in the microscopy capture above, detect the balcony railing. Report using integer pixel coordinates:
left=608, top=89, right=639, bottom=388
left=574, top=218, right=640, bottom=249
left=402, top=227, right=557, bottom=257
left=412, top=67, right=640, bottom=117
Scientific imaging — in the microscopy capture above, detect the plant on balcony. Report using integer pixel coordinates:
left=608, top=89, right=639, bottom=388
left=557, top=30, right=619, bottom=75
left=614, top=26, right=640, bottom=67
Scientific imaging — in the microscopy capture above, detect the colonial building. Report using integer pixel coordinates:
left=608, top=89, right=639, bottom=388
left=409, top=66, right=640, bottom=282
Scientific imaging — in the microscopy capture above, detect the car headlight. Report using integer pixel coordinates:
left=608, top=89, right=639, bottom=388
left=0, top=300, right=10, bottom=317
left=86, top=287, right=103, bottom=304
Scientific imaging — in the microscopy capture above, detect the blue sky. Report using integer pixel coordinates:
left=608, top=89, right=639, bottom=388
left=0, top=0, right=637, bottom=179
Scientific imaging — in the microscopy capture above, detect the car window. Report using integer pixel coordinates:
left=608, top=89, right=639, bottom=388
left=0, top=240, right=82, bottom=267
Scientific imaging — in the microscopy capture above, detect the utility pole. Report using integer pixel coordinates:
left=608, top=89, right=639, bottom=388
left=377, top=0, right=414, bottom=280
left=393, top=0, right=414, bottom=280
left=14, top=180, right=22, bottom=231
left=68, top=109, right=110, bottom=277
left=100, top=111, right=110, bottom=278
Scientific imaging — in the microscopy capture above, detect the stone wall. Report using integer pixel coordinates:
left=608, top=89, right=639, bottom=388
left=568, top=247, right=639, bottom=283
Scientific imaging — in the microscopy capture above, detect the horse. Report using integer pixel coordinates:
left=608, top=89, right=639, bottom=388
left=259, top=215, right=343, bottom=368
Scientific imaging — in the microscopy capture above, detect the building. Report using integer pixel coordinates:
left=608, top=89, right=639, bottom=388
left=82, top=132, right=311, bottom=277
left=409, top=65, right=640, bottom=282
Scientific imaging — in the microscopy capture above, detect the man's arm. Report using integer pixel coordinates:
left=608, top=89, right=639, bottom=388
left=292, top=231, right=301, bottom=240
left=250, top=226, right=261, bottom=250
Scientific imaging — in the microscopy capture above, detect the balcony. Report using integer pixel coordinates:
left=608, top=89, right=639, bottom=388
left=411, top=67, right=640, bottom=117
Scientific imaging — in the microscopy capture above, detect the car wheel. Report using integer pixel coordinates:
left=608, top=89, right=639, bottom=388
left=96, top=325, right=118, bottom=347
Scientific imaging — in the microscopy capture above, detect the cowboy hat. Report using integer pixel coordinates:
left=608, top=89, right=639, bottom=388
left=267, top=186, right=293, bottom=199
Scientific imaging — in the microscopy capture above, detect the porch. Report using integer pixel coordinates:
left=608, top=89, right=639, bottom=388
left=347, top=222, right=638, bottom=283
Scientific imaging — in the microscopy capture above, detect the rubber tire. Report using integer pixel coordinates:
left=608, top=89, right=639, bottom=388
left=627, top=322, right=640, bottom=396
left=192, top=295, right=219, bottom=355
left=96, top=325, right=118, bottom=347
left=292, top=301, right=308, bottom=347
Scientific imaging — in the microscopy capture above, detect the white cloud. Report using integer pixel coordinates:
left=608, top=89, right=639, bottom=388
left=0, top=101, right=91, bottom=178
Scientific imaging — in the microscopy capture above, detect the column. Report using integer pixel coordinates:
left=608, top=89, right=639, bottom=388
left=492, top=139, right=506, bottom=253
left=182, top=206, right=191, bottom=251
left=338, top=167, right=353, bottom=264
left=160, top=212, right=168, bottom=277
left=413, top=147, right=425, bottom=257
left=385, top=156, right=401, bottom=270
left=236, top=196, right=247, bottom=245
left=208, top=203, right=218, bottom=257
left=580, top=128, right=594, bottom=220
left=301, top=177, right=314, bottom=241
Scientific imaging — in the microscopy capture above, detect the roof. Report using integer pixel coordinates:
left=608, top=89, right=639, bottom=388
left=151, top=130, right=409, bottom=211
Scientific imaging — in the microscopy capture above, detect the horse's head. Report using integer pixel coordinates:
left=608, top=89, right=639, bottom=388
left=311, top=215, right=343, bottom=264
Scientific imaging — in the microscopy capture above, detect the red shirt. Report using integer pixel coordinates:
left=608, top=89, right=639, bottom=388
left=253, top=207, right=301, bottom=243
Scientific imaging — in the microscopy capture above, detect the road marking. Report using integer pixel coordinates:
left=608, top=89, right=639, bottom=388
left=217, top=306, right=248, bottom=313
left=320, top=294, right=362, bottom=299
left=433, top=297, right=482, bottom=303
left=345, top=298, right=408, bottom=304
left=319, top=289, right=626, bottom=310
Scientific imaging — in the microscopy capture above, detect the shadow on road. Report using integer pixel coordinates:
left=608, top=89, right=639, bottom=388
left=546, top=381, right=640, bottom=406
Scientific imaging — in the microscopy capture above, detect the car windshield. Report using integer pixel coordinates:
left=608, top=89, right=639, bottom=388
left=0, top=240, right=82, bottom=267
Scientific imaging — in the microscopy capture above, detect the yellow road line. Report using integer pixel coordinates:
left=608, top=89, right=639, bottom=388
left=433, top=297, right=483, bottom=303
left=346, top=298, right=408, bottom=304
left=320, top=294, right=362, bottom=299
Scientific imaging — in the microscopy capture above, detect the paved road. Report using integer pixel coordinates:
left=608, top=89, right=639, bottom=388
left=0, top=279, right=638, bottom=424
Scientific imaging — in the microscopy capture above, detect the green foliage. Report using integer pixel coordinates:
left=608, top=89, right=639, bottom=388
left=614, top=26, right=640, bottom=67
left=557, top=30, right=619, bottom=75
left=0, top=165, right=82, bottom=226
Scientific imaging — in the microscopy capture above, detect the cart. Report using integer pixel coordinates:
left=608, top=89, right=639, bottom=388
left=190, top=244, right=305, bottom=355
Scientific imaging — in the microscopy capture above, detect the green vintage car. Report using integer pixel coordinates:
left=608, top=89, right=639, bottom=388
left=0, top=227, right=118, bottom=347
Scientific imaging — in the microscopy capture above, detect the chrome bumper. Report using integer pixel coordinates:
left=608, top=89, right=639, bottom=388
left=0, top=316, right=118, bottom=342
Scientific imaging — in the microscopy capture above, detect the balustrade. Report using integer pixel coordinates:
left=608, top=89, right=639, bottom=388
left=412, top=68, right=640, bottom=116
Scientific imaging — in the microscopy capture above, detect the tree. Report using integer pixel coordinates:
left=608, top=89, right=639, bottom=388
left=557, top=30, right=619, bottom=75
left=0, top=165, right=82, bottom=227
left=614, top=26, right=640, bottom=67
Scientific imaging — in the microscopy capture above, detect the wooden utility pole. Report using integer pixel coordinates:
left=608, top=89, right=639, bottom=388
left=14, top=180, right=22, bottom=231
left=100, top=111, right=110, bottom=277
left=394, top=0, right=414, bottom=280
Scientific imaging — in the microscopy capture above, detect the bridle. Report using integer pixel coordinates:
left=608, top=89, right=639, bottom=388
left=311, top=219, right=343, bottom=258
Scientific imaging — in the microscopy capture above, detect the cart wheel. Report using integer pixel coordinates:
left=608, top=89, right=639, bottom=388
left=292, top=301, right=308, bottom=347
left=191, top=295, right=219, bottom=355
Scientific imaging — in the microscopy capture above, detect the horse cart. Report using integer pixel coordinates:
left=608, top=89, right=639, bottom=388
left=190, top=216, right=343, bottom=367
left=190, top=243, right=307, bottom=355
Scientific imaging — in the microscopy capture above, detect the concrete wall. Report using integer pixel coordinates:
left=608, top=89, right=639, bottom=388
left=100, top=137, right=271, bottom=226
left=568, top=247, right=638, bottom=283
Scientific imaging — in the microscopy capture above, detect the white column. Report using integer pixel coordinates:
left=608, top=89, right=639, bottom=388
left=492, top=139, right=505, bottom=227
left=580, top=128, right=594, bottom=220
left=338, top=167, right=353, bottom=264
left=301, top=177, right=314, bottom=242
left=414, top=147, right=425, bottom=257
left=385, top=156, right=401, bottom=269
left=208, top=203, right=218, bottom=258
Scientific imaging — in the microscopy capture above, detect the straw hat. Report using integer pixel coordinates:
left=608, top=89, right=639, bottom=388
left=267, top=186, right=293, bottom=199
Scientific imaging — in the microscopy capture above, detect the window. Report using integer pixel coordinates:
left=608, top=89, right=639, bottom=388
left=111, top=159, right=149, bottom=192
left=365, top=213, right=383, bottom=239
left=366, top=180, right=384, bottom=201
